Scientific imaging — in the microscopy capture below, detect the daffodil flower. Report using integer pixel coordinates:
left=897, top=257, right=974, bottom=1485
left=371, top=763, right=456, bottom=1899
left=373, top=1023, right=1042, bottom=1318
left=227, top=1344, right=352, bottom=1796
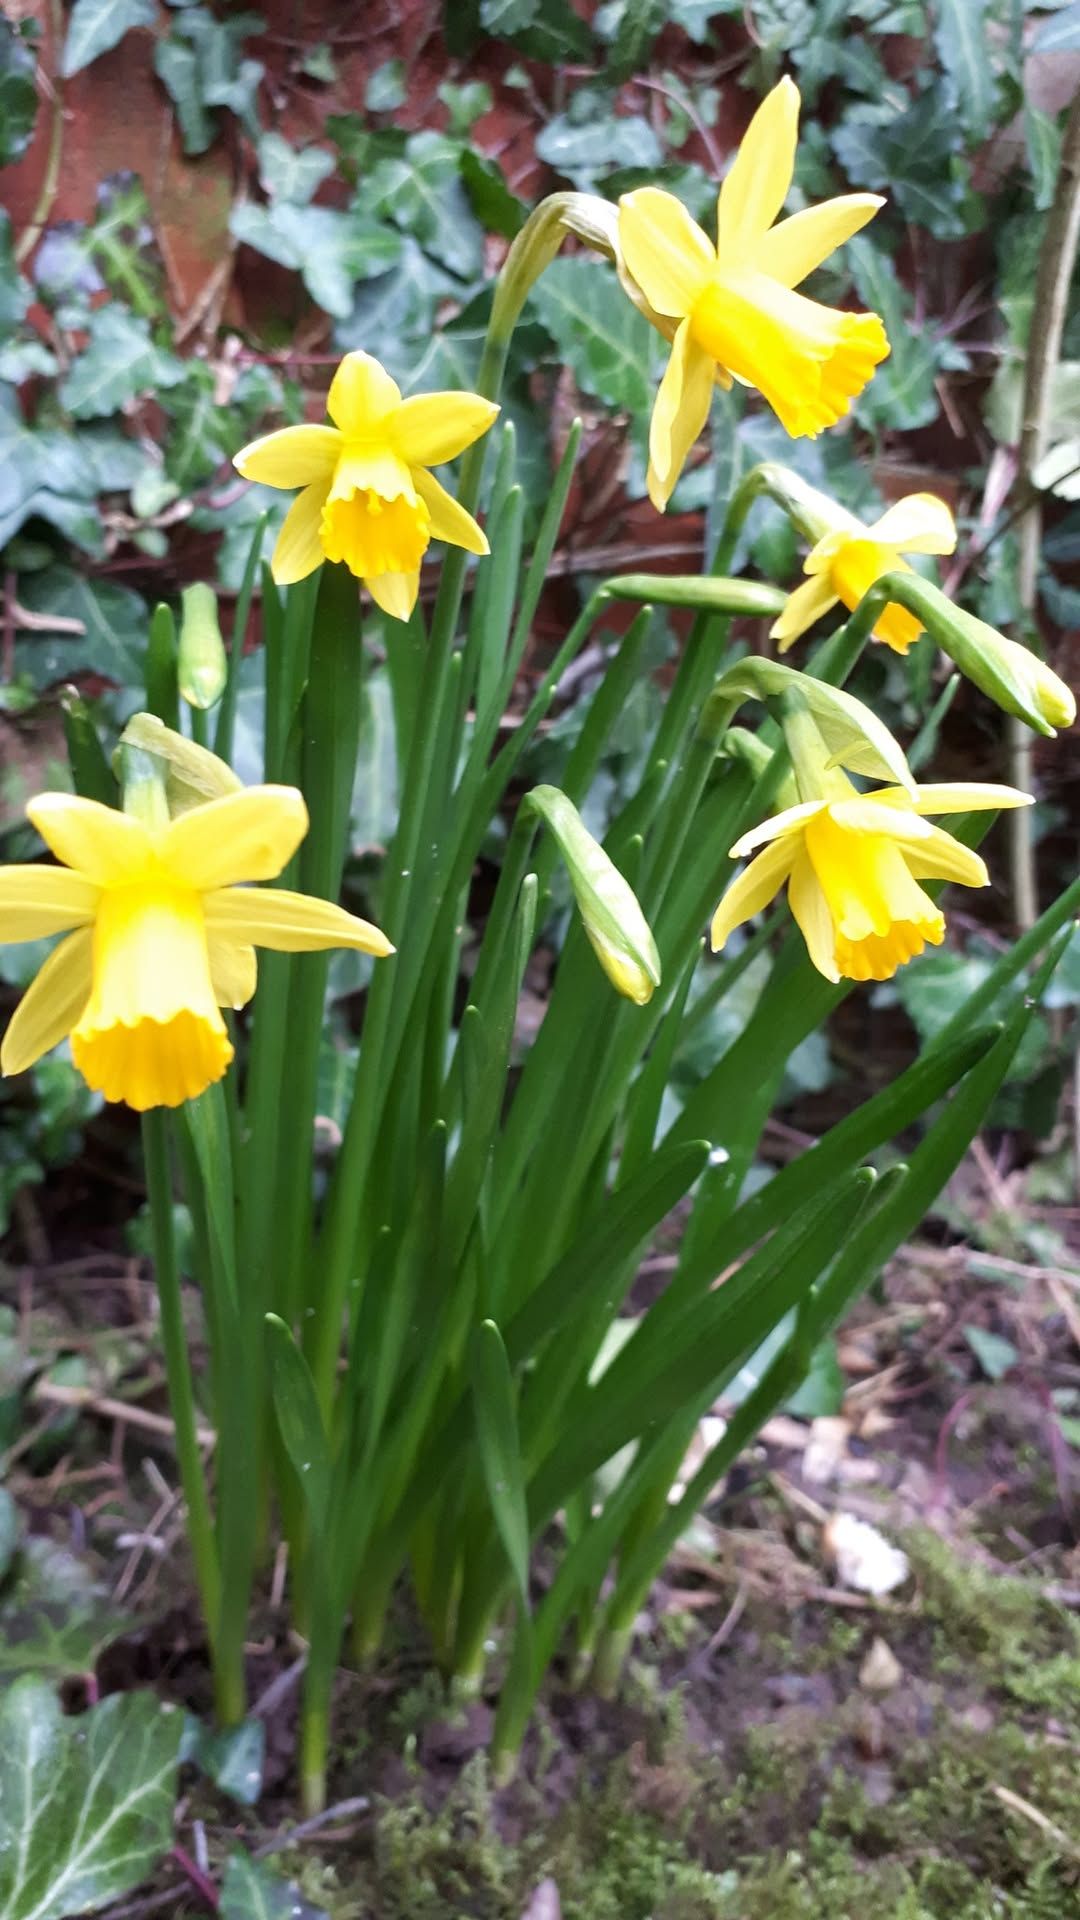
left=616, top=77, right=888, bottom=509
left=233, top=351, right=499, bottom=620
left=772, top=492, right=957, bottom=656
left=711, top=781, right=1031, bottom=984
left=0, top=787, right=393, bottom=1110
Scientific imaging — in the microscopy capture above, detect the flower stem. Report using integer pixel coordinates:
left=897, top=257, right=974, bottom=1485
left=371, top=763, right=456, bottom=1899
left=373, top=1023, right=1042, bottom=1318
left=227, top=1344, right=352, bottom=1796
left=141, top=1112, right=223, bottom=1677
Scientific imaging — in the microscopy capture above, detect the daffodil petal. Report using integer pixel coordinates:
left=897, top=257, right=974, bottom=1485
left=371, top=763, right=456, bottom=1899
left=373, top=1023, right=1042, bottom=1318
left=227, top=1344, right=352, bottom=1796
left=647, top=319, right=715, bottom=511
left=163, top=786, right=309, bottom=890
left=327, top=351, right=401, bottom=434
left=412, top=469, right=489, bottom=555
left=1, top=925, right=93, bottom=1076
left=0, top=865, right=100, bottom=939
left=730, top=799, right=826, bottom=860
left=207, top=938, right=257, bottom=1008
left=902, top=825, right=989, bottom=889
left=710, top=837, right=796, bottom=951
left=392, top=392, right=501, bottom=466
left=771, top=573, right=840, bottom=651
left=787, top=849, right=840, bottom=983
left=716, top=75, right=800, bottom=248
left=271, top=478, right=331, bottom=586
left=873, top=782, right=1034, bottom=815
left=617, top=187, right=715, bottom=319
left=864, top=492, right=957, bottom=556
left=204, top=886, right=395, bottom=957
left=754, top=193, right=884, bottom=289
left=366, top=569, right=421, bottom=622
left=827, top=799, right=936, bottom=843
left=232, top=425, right=341, bottom=488
left=27, top=794, right=151, bottom=886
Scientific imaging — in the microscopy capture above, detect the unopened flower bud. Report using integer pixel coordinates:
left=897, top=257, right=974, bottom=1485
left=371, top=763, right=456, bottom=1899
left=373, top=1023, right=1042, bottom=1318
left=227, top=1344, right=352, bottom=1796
left=526, top=785, right=660, bottom=1005
left=178, top=583, right=228, bottom=711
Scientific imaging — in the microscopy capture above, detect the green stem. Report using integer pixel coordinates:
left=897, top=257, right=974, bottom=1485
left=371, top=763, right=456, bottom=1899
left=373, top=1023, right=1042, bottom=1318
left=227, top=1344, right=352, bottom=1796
left=142, top=1112, right=234, bottom=1714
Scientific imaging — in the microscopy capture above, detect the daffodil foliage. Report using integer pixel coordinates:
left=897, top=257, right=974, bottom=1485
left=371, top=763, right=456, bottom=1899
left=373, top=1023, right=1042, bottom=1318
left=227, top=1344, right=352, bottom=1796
left=2, top=74, right=1075, bottom=1822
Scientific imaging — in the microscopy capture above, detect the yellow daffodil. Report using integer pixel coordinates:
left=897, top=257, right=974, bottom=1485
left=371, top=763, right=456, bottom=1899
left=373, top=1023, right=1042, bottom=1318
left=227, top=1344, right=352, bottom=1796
left=710, top=780, right=1031, bottom=984
left=233, top=351, right=499, bottom=620
left=773, top=492, right=957, bottom=655
left=0, top=787, right=393, bottom=1110
left=616, top=77, right=889, bottom=509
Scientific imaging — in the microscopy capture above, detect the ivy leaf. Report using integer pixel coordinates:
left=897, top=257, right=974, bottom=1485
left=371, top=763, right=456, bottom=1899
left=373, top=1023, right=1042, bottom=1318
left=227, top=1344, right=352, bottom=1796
left=460, top=147, right=526, bottom=238
left=364, top=57, right=406, bottom=112
left=0, top=1536, right=133, bottom=1681
left=535, top=102, right=663, bottom=187
left=933, top=0, right=997, bottom=144
left=831, top=90, right=982, bottom=240
left=531, top=257, right=660, bottom=416
left=61, top=0, right=156, bottom=78
left=15, top=566, right=148, bottom=689
left=847, top=237, right=942, bottom=432
left=485, top=0, right=593, bottom=57
left=1033, top=1, right=1080, bottom=52
left=85, top=172, right=163, bottom=318
left=219, top=1852, right=328, bottom=1920
left=1025, top=103, right=1062, bottom=214
left=0, top=211, right=29, bottom=336
left=0, top=1679, right=181, bottom=1920
left=59, top=306, right=186, bottom=419
left=334, top=242, right=457, bottom=382
left=256, top=131, right=335, bottom=206
left=154, top=33, right=212, bottom=153
left=181, top=1717, right=265, bottom=1806
left=230, top=201, right=401, bottom=319
left=0, top=17, right=38, bottom=167
left=366, top=131, right=485, bottom=279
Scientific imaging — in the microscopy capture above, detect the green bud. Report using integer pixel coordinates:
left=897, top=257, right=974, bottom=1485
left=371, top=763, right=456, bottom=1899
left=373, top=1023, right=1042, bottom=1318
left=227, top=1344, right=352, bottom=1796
left=491, top=192, right=620, bottom=343
left=118, top=712, right=242, bottom=818
left=739, top=463, right=860, bottom=546
left=178, top=583, right=228, bottom=711
left=525, top=785, right=661, bottom=1005
left=606, top=575, right=785, bottom=617
left=710, top=657, right=915, bottom=791
left=845, top=572, right=1075, bottom=738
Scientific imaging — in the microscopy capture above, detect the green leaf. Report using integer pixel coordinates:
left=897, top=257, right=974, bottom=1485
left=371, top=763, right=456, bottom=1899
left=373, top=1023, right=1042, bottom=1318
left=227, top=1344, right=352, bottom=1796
left=831, top=91, right=981, bottom=240
left=0, top=19, right=38, bottom=167
left=1025, top=103, right=1062, bottom=213
left=61, top=0, right=156, bottom=78
left=460, top=147, right=526, bottom=238
left=256, top=131, right=335, bottom=205
left=531, top=256, right=659, bottom=416
left=365, top=57, right=406, bottom=112
left=59, top=306, right=185, bottom=420
left=181, top=1717, right=265, bottom=1806
left=154, top=32, right=213, bottom=153
left=846, top=237, right=941, bottom=431
left=1033, top=1, right=1080, bottom=52
left=933, top=0, right=997, bottom=144
left=473, top=1319, right=531, bottom=1599
left=486, top=0, right=593, bottom=57
left=265, top=1314, right=331, bottom=1534
left=366, top=131, right=485, bottom=279
left=230, top=201, right=401, bottom=320
left=963, top=1325, right=1018, bottom=1381
left=0, top=1679, right=181, bottom=1920
left=15, top=566, right=147, bottom=690
left=535, top=106, right=663, bottom=186
left=219, top=1851, right=329, bottom=1920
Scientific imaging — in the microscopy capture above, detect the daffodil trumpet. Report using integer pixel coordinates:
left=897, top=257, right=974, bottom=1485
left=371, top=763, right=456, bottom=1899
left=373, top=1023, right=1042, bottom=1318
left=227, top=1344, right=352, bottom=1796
left=616, top=75, right=889, bottom=509
left=711, top=777, right=1032, bottom=983
left=772, top=491, right=958, bottom=656
left=234, top=349, right=499, bottom=620
left=0, top=786, right=393, bottom=1111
